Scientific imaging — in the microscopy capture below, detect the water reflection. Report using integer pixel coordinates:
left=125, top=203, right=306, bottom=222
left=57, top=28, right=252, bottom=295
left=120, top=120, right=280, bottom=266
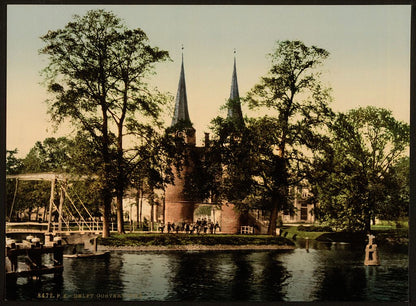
left=63, top=252, right=124, bottom=300
left=6, top=273, right=64, bottom=301
left=161, top=250, right=291, bottom=301
left=166, top=251, right=235, bottom=301
left=6, top=243, right=408, bottom=302
left=119, top=252, right=171, bottom=300
left=314, top=260, right=367, bottom=300
left=6, top=254, right=64, bottom=301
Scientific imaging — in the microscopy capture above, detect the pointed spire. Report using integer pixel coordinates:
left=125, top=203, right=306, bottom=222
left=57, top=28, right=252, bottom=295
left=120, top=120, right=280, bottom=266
left=171, top=46, right=192, bottom=127
left=227, top=50, right=244, bottom=123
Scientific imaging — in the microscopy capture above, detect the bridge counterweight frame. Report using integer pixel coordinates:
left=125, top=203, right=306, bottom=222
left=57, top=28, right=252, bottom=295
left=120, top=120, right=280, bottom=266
left=6, top=172, right=101, bottom=234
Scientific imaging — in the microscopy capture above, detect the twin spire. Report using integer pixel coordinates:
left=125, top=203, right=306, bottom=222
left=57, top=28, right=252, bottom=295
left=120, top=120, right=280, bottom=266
left=171, top=48, right=243, bottom=128
left=171, top=46, right=191, bottom=127
left=227, top=50, right=244, bottom=123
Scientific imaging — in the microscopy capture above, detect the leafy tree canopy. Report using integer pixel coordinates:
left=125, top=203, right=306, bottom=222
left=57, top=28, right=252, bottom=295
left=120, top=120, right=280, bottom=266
left=310, top=106, right=409, bottom=232
left=243, top=40, right=334, bottom=234
left=40, top=9, right=171, bottom=236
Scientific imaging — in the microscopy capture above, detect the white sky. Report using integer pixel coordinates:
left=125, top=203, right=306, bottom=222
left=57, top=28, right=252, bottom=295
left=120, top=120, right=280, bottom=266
left=7, top=5, right=410, bottom=156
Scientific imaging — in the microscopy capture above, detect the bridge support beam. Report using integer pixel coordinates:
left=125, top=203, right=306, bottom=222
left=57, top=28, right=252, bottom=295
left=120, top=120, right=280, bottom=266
left=47, top=179, right=56, bottom=233
left=58, top=184, right=65, bottom=232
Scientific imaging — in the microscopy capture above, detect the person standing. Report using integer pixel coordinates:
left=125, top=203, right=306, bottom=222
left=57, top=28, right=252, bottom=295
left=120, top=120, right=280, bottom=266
left=214, top=222, right=220, bottom=234
left=209, top=222, right=214, bottom=234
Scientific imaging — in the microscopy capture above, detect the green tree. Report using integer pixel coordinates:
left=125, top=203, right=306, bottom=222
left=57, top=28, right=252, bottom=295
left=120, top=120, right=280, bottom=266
left=245, top=40, right=333, bottom=235
left=40, top=9, right=169, bottom=237
left=130, top=131, right=182, bottom=227
left=22, top=137, right=73, bottom=172
left=6, top=136, right=103, bottom=222
left=310, top=107, right=409, bottom=232
left=6, top=144, right=61, bottom=222
left=5, top=150, right=32, bottom=221
left=207, top=115, right=255, bottom=210
left=376, top=156, right=409, bottom=221
left=6, top=149, right=23, bottom=175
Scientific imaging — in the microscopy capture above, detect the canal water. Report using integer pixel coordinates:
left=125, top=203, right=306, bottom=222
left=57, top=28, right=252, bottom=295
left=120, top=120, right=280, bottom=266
left=6, top=240, right=408, bottom=302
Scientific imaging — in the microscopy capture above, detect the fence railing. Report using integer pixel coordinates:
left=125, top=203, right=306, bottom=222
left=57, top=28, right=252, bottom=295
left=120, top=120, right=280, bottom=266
left=50, top=221, right=103, bottom=233
left=51, top=221, right=151, bottom=232
left=6, top=222, right=49, bottom=233
left=240, top=226, right=254, bottom=234
left=6, top=221, right=161, bottom=234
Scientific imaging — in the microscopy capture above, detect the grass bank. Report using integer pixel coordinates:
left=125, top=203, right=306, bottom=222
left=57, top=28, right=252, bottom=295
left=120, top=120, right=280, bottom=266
left=280, top=225, right=330, bottom=240
left=279, top=223, right=408, bottom=246
left=99, top=233, right=295, bottom=247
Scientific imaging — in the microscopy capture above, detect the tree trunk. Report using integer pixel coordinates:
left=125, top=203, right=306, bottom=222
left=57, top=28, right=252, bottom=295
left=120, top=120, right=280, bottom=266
left=162, top=195, right=165, bottom=224
left=150, top=202, right=154, bottom=232
left=102, top=190, right=111, bottom=238
left=136, top=190, right=140, bottom=230
left=267, top=143, right=288, bottom=236
left=364, top=215, right=372, bottom=234
left=116, top=191, right=125, bottom=234
left=101, top=177, right=112, bottom=238
left=139, top=191, right=143, bottom=227
left=101, top=102, right=111, bottom=238
left=267, top=195, right=279, bottom=235
left=115, top=86, right=128, bottom=235
left=364, top=192, right=374, bottom=233
left=267, top=204, right=279, bottom=235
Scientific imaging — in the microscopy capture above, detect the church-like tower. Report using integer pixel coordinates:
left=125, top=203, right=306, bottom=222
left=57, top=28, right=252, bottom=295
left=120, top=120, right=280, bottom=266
left=171, top=53, right=191, bottom=127
left=220, top=52, right=245, bottom=234
left=164, top=50, right=247, bottom=233
left=164, top=51, right=195, bottom=224
left=227, top=52, right=244, bottom=125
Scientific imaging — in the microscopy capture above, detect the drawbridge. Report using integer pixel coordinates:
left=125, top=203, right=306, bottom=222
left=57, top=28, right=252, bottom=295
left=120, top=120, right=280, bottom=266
left=6, top=172, right=103, bottom=235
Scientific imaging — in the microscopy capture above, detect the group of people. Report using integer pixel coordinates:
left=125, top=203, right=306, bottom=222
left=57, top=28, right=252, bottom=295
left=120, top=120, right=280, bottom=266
left=158, top=218, right=221, bottom=234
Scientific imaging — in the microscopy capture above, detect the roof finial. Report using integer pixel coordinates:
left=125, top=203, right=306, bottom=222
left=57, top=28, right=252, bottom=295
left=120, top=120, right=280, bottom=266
left=181, top=44, right=184, bottom=62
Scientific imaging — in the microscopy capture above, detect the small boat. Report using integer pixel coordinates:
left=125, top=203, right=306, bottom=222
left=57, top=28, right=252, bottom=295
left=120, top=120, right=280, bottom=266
left=64, top=251, right=110, bottom=259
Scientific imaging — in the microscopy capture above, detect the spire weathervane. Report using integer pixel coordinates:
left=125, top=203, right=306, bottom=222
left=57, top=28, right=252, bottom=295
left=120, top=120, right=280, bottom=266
left=181, top=44, right=184, bottom=61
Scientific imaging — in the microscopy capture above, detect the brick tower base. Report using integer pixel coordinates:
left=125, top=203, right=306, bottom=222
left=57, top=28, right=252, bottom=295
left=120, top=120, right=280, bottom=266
left=220, top=203, right=241, bottom=234
left=165, top=201, right=195, bottom=224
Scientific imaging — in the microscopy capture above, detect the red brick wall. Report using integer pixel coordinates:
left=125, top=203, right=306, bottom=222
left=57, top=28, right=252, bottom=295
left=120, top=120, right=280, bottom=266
left=165, top=201, right=195, bottom=223
left=220, top=203, right=241, bottom=234
left=165, top=168, right=187, bottom=203
left=165, top=165, right=195, bottom=223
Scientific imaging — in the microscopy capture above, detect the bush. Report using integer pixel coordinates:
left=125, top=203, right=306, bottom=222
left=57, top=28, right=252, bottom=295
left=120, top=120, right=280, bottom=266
left=99, top=233, right=295, bottom=247
left=297, top=225, right=332, bottom=232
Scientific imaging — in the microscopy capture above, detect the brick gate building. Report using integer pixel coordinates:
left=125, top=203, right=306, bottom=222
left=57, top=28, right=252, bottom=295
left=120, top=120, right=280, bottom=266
left=163, top=51, right=314, bottom=234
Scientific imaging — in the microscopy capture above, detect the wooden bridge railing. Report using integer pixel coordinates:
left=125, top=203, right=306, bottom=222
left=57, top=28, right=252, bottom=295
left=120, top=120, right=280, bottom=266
left=6, top=221, right=103, bottom=233
left=49, top=221, right=103, bottom=233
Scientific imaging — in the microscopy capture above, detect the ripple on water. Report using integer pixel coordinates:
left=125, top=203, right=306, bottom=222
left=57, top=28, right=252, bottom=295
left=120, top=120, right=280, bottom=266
left=6, top=245, right=408, bottom=302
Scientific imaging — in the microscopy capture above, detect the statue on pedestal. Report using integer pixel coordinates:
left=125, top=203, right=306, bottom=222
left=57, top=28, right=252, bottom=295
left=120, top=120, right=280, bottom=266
left=364, top=234, right=380, bottom=266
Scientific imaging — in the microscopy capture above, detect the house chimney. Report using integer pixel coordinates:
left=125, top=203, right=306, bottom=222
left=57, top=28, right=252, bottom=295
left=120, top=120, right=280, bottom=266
left=204, top=132, right=210, bottom=147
